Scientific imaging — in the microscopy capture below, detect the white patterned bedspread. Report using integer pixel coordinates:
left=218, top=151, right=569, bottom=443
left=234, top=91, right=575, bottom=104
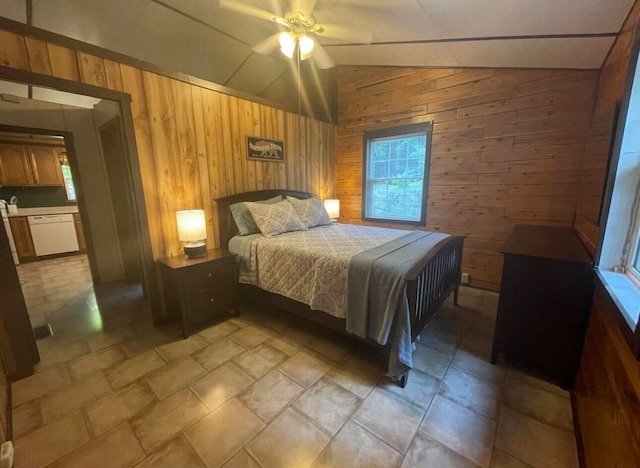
left=236, top=223, right=408, bottom=318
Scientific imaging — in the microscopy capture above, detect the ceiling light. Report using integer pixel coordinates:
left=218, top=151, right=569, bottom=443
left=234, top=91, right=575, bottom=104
left=299, top=35, right=314, bottom=55
left=279, top=32, right=296, bottom=59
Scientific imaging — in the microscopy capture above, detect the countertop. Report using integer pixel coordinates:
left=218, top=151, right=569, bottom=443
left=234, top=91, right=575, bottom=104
left=5, top=206, right=79, bottom=217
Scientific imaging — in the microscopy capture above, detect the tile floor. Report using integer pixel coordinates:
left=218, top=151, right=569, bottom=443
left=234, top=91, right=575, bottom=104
left=10, top=255, right=579, bottom=467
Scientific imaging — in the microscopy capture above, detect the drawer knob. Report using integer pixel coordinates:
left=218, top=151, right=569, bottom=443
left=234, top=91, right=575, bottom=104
left=210, top=298, right=214, bottom=302
left=208, top=273, right=212, bottom=277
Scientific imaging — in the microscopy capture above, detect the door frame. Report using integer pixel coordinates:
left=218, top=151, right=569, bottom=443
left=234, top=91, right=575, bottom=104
left=0, top=64, right=159, bottom=316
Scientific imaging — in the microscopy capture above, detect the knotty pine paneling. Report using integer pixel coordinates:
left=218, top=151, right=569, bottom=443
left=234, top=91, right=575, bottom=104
left=0, top=27, right=336, bottom=259
left=337, top=66, right=599, bottom=291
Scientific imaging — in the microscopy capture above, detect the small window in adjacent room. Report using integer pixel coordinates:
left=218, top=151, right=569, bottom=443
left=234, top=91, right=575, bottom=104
left=61, top=164, right=76, bottom=201
left=362, top=122, right=432, bottom=224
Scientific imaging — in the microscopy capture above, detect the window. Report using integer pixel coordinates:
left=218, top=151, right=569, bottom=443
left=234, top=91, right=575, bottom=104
left=362, top=122, right=431, bottom=224
left=597, top=33, right=640, bottom=354
left=61, top=164, right=76, bottom=201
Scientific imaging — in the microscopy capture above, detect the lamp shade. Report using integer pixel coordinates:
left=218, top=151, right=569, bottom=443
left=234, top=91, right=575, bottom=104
left=324, top=199, right=340, bottom=219
left=176, top=210, right=206, bottom=242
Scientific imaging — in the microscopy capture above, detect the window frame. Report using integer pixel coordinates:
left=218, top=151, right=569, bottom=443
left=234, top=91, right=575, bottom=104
left=361, top=122, right=432, bottom=226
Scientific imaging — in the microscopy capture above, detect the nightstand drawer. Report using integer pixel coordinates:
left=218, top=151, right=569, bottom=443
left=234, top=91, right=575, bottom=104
left=185, top=291, right=227, bottom=325
left=181, top=257, right=235, bottom=294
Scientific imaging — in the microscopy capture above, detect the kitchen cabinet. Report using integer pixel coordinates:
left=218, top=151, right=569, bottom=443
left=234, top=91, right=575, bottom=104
left=0, top=143, right=64, bottom=186
left=9, top=216, right=36, bottom=262
left=73, top=213, right=86, bottom=252
left=157, top=249, right=238, bottom=337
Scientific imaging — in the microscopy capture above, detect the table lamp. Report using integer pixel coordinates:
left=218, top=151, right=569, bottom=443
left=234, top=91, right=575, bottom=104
left=324, top=199, right=340, bottom=221
left=176, top=209, right=207, bottom=258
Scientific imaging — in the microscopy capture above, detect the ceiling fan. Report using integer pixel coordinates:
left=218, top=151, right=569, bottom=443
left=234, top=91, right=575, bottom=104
left=220, top=0, right=373, bottom=69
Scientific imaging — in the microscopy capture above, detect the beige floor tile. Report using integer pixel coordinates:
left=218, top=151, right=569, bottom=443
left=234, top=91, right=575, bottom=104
left=276, top=325, right=317, bottom=348
left=238, top=370, right=305, bottom=422
left=132, top=388, right=208, bottom=454
left=67, top=345, right=126, bottom=379
left=313, top=420, right=402, bottom=468
left=135, top=435, right=206, bottom=468
left=222, top=450, right=261, bottom=468
left=265, top=335, right=300, bottom=356
left=294, top=377, right=362, bottom=436
left=52, top=423, right=145, bottom=467
left=352, top=387, right=424, bottom=454
left=40, top=372, right=112, bottom=424
left=11, top=364, right=71, bottom=407
left=461, top=332, right=494, bottom=358
left=193, top=337, right=247, bottom=371
left=190, top=362, right=255, bottom=411
left=37, top=341, right=91, bottom=368
left=145, top=356, right=207, bottom=400
left=12, top=399, right=42, bottom=438
left=230, top=325, right=272, bottom=348
left=247, top=408, right=330, bottom=468
left=156, top=334, right=208, bottom=362
left=503, top=377, right=573, bottom=431
left=14, top=411, right=90, bottom=468
left=85, top=381, right=157, bottom=437
left=420, top=395, right=496, bottom=468
left=234, top=343, right=288, bottom=379
left=105, top=349, right=167, bottom=389
left=377, top=369, right=440, bottom=410
left=439, top=367, right=501, bottom=420
left=420, top=322, right=465, bottom=355
left=325, top=353, right=382, bottom=399
left=185, top=398, right=265, bottom=467
left=491, top=449, right=532, bottom=468
left=495, top=407, right=577, bottom=468
left=306, top=334, right=351, bottom=361
left=401, top=431, right=479, bottom=468
left=279, top=349, right=334, bottom=388
left=451, top=347, right=505, bottom=386
left=198, top=321, right=241, bottom=343
left=87, top=325, right=138, bottom=352
left=412, top=343, right=454, bottom=379
left=506, top=367, right=570, bottom=398
left=121, top=329, right=173, bottom=357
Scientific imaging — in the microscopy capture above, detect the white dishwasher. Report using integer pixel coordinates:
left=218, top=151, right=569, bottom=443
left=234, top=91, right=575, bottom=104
left=28, top=214, right=79, bottom=256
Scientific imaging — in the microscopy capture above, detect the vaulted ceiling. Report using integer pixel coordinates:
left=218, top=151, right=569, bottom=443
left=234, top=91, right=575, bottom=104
left=0, top=0, right=636, bottom=120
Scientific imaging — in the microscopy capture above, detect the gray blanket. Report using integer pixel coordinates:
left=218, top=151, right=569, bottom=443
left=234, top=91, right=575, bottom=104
left=346, top=230, right=450, bottom=380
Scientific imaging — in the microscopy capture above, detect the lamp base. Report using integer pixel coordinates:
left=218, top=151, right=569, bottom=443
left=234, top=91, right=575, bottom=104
left=184, top=241, right=206, bottom=259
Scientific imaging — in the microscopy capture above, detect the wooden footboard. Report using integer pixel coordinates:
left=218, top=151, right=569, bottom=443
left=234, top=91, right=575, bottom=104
left=406, top=236, right=464, bottom=342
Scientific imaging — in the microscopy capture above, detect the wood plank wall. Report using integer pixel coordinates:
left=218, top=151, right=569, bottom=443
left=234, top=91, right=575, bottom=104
left=336, top=66, right=600, bottom=291
left=573, top=2, right=640, bottom=466
left=0, top=28, right=336, bottom=259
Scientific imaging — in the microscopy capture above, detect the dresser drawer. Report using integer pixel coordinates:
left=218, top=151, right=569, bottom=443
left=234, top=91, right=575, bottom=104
left=181, top=257, right=234, bottom=294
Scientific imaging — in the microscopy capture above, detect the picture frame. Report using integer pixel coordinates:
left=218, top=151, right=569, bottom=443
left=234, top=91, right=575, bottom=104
left=246, top=136, right=284, bottom=162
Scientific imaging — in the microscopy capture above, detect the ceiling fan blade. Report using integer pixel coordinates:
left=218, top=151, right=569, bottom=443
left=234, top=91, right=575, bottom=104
left=315, top=23, right=372, bottom=44
left=291, top=0, right=317, bottom=16
left=219, top=0, right=286, bottom=24
left=252, top=33, right=281, bottom=55
left=311, top=42, right=335, bottom=69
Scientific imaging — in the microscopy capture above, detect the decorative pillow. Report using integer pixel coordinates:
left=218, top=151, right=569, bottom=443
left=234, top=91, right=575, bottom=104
left=230, top=195, right=282, bottom=235
left=286, top=196, right=332, bottom=229
left=244, top=200, right=306, bottom=236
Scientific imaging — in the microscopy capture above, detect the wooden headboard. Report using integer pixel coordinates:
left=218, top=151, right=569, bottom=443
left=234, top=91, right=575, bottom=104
left=215, top=190, right=314, bottom=248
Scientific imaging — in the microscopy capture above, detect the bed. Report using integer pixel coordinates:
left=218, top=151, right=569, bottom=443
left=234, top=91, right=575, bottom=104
left=215, top=189, right=464, bottom=387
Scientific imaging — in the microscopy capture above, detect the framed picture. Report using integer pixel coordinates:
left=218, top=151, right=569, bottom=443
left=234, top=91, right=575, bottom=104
left=246, top=136, right=284, bottom=162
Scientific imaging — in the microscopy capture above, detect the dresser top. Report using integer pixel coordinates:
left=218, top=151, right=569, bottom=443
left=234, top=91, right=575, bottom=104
left=157, top=248, right=235, bottom=269
left=502, top=225, right=592, bottom=264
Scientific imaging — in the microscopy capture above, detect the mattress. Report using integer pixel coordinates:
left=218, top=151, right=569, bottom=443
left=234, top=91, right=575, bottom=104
left=229, top=223, right=408, bottom=318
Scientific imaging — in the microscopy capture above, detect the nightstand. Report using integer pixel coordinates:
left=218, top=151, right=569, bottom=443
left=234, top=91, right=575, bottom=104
left=157, top=249, right=238, bottom=338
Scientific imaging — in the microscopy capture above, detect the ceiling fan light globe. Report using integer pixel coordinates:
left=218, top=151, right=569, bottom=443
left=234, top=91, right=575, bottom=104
left=279, top=32, right=296, bottom=58
left=299, top=35, right=314, bottom=55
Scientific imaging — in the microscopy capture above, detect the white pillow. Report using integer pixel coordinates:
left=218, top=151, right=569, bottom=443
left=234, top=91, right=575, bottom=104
left=286, top=196, right=332, bottom=229
left=244, top=200, right=306, bottom=236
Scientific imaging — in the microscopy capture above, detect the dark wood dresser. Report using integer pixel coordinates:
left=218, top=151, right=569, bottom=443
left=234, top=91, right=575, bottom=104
left=491, top=224, right=594, bottom=389
left=157, top=249, right=238, bottom=338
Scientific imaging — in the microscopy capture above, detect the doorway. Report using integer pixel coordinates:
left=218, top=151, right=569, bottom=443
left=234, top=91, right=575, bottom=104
left=0, top=71, right=157, bottom=380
